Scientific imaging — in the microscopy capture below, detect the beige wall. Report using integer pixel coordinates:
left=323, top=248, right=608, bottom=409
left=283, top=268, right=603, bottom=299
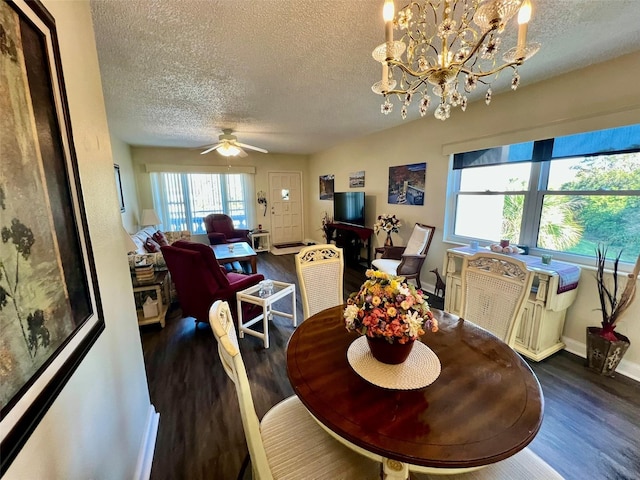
left=130, top=146, right=309, bottom=239
left=6, top=2, right=153, bottom=478
left=306, top=51, right=640, bottom=376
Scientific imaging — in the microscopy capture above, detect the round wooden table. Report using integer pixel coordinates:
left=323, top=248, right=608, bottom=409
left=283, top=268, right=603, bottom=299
left=286, top=306, right=543, bottom=478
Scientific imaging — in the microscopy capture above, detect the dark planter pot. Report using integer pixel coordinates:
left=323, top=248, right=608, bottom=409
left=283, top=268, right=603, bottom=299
left=586, top=327, right=630, bottom=377
left=367, top=336, right=414, bottom=364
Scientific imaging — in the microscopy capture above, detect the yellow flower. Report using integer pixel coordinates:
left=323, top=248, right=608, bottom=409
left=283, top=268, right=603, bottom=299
left=387, top=306, right=397, bottom=317
left=372, top=296, right=382, bottom=306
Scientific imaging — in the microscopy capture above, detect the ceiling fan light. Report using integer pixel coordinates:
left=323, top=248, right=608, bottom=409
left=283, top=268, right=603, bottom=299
left=218, top=143, right=241, bottom=156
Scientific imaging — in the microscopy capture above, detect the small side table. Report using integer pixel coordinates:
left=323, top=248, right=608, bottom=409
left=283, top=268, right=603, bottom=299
left=249, top=230, right=271, bottom=253
left=131, top=270, right=170, bottom=328
left=236, top=280, right=296, bottom=348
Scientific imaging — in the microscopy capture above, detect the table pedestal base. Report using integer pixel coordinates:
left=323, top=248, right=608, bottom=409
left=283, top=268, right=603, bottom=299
left=383, top=459, right=408, bottom=479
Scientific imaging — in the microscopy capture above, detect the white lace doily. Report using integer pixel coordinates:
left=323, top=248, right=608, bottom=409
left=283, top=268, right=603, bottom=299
left=347, top=336, right=441, bottom=390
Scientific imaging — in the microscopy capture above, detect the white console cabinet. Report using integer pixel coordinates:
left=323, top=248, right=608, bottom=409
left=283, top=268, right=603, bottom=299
left=444, top=247, right=580, bottom=361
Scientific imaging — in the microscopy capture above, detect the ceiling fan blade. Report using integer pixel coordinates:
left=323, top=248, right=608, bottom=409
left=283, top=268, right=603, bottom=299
left=235, top=142, right=268, bottom=154
left=201, top=144, right=222, bottom=155
left=237, top=147, right=248, bottom=158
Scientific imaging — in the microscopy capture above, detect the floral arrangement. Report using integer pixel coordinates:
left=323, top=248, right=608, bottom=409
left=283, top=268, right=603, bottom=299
left=320, top=211, right=332, bottom=241
left=344, top=270, right=438, bottom=344
left=373, top=214, right=401, bottom=235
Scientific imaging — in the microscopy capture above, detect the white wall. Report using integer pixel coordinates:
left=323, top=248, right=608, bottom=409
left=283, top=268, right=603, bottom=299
left=306, top=51, right=640, bottom=377
left=5, top=2, right=153, bottom=478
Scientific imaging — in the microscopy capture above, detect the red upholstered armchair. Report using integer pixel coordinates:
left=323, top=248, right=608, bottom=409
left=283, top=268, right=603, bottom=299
left=204, top=214, right=250, bottom=245
left=161, top=240, right=263, bottom=325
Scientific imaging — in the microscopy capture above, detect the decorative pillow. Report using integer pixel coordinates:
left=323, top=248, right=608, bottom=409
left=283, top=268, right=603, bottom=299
left=144, top=237, right=162, bottom=253
left=153, top=230, right=169, bottom=246
left=404, top=225, right=431, bottom=255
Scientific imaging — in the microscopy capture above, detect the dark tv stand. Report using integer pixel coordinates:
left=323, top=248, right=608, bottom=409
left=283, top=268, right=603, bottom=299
left=324, top=223, right=374, bottom=268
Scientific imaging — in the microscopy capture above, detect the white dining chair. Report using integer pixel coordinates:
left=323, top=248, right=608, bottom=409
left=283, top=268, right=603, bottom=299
left=411, top=447, right=563, bottom=479
left=459, top=252, right=534, bottom=348
left=295, top=244, right=344, bottom=319
left=208, top=300, right=381, bottom=480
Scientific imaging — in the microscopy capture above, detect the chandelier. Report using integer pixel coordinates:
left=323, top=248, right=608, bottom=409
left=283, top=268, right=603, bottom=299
left=372, top=0, right=540, bottom=121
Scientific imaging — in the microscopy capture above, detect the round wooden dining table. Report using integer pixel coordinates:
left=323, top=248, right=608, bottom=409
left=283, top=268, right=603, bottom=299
left=286, top=305, right=543, bottom=479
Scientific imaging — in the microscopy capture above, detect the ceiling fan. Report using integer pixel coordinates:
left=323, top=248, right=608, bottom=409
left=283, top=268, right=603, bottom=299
left=200, top=129, right=268, bottom=157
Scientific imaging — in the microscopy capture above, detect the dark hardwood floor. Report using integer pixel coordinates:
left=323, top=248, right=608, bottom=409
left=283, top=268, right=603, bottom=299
left=140, top=253, right=640, bottom=480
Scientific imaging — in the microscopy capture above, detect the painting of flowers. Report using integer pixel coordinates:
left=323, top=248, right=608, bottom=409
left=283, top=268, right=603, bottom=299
left=1, top=1, right=103, bottom=470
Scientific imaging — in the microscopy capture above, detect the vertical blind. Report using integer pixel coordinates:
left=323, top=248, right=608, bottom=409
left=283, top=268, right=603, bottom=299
left=150, top=172, right=255, bottom=234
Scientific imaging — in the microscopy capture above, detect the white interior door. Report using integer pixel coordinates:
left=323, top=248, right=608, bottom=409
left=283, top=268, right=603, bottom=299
left=269, top=172, right=303, bottom=245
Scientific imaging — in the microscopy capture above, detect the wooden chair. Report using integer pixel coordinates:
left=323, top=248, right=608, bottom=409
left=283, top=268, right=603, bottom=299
left=208, top=301, right=381, bottom=480
left=459, top=252, right=534, bottom=348
left=295, top=244, right=344, bottom=320
left=371, top=223, right=435, bottom=288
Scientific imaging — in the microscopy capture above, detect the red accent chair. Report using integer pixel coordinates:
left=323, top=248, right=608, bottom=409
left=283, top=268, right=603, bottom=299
left=204, top=214, right=251, bottom=245
left=161, top=240, right=263, bottom=325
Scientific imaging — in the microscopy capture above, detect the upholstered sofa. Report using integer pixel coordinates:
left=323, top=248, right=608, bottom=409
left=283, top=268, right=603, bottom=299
left=128, top=226, right=191, bottom=270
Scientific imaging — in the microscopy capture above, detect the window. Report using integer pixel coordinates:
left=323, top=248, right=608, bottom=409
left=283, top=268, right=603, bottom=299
left=151, top=172, right=254, bottom=234
left=446, top=124, right=640, bottom=265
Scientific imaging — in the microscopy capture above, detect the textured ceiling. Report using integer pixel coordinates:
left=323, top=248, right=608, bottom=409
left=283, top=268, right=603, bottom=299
left=90, top=0, right=640, bottom=155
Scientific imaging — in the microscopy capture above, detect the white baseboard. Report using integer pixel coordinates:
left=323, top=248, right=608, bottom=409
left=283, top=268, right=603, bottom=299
left=421, top=281, right=436, bottom=294
left=134, top=404, right=160, bottom=480
left=562, top=336, right=640, bottom=382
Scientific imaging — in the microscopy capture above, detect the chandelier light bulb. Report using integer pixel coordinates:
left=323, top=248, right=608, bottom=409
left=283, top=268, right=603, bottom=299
left=518, top=0, right=532, bottom=24
left=383, top=0, right=395, bottom=22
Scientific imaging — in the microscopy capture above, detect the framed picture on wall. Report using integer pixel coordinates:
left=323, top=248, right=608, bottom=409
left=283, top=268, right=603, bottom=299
left=114, top=164, right=125, bottom=212
left=1, top=1, right=105, bottom=473
left=387, top=162, right=426, bottom=205
left=319, top=174, right=335, bottom=200
left=349, top=170, right=365, bottom=188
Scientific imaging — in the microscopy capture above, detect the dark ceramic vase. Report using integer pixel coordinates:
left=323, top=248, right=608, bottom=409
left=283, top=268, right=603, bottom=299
left=366, top=336, right=414, bottom=364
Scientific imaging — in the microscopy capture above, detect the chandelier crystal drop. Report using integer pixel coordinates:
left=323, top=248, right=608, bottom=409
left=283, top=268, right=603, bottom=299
left=372, top=0, right=540, bottom=121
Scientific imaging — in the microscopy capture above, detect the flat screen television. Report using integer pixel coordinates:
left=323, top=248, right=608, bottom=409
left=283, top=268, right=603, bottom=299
left=333, top=192, right=366, bottom=227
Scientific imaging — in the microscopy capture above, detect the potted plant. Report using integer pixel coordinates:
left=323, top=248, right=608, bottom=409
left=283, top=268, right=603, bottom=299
left=343, top=270, right=438, bottom=364
left=587, top=245, right=640, bottom=376
left=320, top=211, right=332, bottom=242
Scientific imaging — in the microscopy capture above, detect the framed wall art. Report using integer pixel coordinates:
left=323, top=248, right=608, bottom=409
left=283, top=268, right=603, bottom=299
left=319, top=174, right=334, bottom=200
left=349, top=170, right=365, bottom=188
left=1, top=0, right=105, bottom=473
left=387, top=162, right=426, bottom=206
left=114, top=164, right=125, bottom=212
